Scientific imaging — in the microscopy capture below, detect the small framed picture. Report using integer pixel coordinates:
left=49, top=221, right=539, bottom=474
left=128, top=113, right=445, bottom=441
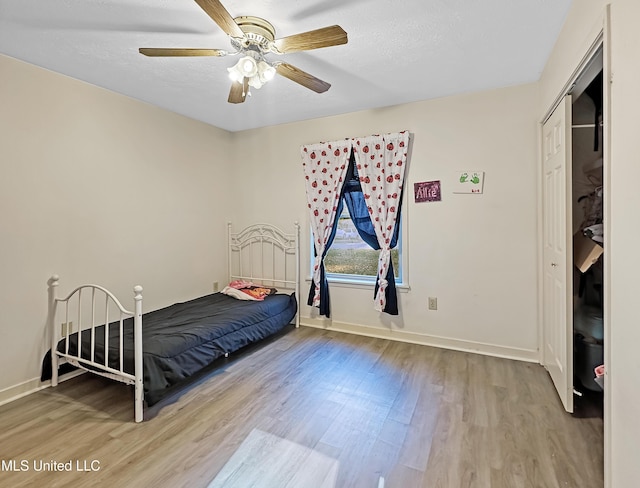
left=414, top=180, right=441, bottom=203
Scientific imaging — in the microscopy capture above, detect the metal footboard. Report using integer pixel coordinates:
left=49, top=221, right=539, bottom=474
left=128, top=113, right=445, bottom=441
left=48, top=275, right=144, bottom=422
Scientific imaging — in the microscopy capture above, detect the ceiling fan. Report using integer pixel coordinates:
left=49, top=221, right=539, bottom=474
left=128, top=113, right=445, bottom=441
left=139, top=0, right=348, bottom=104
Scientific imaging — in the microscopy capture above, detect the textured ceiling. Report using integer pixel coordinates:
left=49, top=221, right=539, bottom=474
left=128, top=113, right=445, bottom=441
left=0, top=0, right=572, bottom=132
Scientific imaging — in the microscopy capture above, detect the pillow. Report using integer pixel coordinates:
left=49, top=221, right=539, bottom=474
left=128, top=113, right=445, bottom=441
left=221, top=286, right=259, bottom=300
left=221, top=283, right=278, bottom=301
left=228, top=279, right=255, bottom=290
left=240, top=287, right=277, bottom=300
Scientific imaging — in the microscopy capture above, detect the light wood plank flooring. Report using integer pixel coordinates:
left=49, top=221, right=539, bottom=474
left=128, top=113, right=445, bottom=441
left=0, top=327, right=603, bottom=487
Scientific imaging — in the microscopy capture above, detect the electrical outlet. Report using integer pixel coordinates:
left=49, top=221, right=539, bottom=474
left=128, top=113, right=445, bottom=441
left=61, top=321, right=73, bottom=336
left=213, top=281, right=219, bottom=292
left=428, top=297, right=438, bottom=310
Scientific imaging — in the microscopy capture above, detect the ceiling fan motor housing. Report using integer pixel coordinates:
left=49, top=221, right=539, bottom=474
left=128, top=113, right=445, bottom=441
left=233, top=16, right=276, bottom=50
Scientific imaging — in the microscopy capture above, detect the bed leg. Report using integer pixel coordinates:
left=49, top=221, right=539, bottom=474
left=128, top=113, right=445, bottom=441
left=133, top=285, right=144, bottom=422
left=48, top=275, right=59, bottom=387
left=294, top=221, right=301, bottom=329
left=51, top=357, right=59, bottom=387
left=51, top=355, right=59, bottom=387
left=134, top=384, right=143, bottom=423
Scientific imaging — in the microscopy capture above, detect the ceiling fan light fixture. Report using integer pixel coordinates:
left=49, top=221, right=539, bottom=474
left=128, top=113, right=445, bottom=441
left=228, top=55, right=276, bottom=90
left=227, top=65, right=243, bottom=82
left=227, top=55, right=259, bottom=83
left=258, top=61, right=276, bottom=82
left=248, top=77, right=263, bottom=89
left=238, top=55, right=258, bottom=77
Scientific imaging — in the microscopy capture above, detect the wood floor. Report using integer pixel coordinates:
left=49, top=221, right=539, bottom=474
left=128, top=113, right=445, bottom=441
left=0, top=327, right=603, bottom=488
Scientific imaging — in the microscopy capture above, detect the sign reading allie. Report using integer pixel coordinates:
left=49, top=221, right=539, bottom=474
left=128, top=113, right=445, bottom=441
left=414, top=180, right=441, bottom=203
left=453, top=171, right=484, bottom=194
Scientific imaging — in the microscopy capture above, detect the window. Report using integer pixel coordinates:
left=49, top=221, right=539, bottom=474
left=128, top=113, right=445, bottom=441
left=324, top=205, right=402, bottom=283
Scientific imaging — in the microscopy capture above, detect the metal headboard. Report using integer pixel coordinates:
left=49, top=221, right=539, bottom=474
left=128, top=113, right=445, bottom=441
left=227, top=222, right=300, bottom=327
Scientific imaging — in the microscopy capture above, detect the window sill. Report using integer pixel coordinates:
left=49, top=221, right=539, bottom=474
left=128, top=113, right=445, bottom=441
left=304, top=276, right=410, bottom=293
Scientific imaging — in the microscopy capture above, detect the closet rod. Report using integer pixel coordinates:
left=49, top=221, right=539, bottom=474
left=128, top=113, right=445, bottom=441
left=572, top=123, right=603, bottom=129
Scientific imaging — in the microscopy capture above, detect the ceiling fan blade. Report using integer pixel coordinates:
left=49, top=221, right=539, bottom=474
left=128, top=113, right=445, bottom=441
left=228, top=78, right=249, bottom=104
left=194, top=0, right=244, bottom=38
left=139, top=48, right=227, bottom=57
left=276, top=63, right=331, bottom=93
left=273, top=25, right=347, bottom=53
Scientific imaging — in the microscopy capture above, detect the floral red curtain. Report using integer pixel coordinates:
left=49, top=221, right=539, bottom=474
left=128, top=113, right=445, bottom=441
left=352, top=131, right=409, bottom=312
left=301, top=141, right=351, bottom=310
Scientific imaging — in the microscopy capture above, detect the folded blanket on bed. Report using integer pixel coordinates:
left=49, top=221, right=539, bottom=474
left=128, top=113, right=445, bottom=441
left=221, top=280, right=277, bottom=301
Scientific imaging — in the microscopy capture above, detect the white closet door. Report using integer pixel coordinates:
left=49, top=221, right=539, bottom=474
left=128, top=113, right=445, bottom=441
left=542, top=95, right=573, bottom=413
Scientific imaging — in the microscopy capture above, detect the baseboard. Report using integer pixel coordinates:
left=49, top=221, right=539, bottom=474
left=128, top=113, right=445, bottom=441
left=0, top=370, right=86, bottom=408
left=301, top=317, right=539, bottom=363
left=0, top=377, right=47, bottom=407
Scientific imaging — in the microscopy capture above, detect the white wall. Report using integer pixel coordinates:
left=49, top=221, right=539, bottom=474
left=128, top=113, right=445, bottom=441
left=0, top=54, right=234, bottom=400
left=231, top=83, right=540, bottom=360
left=539, top=0, right=640, bottom=485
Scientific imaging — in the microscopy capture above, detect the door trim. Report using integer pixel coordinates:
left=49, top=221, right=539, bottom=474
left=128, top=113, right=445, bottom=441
left=602, top=6, right=612, bottom=488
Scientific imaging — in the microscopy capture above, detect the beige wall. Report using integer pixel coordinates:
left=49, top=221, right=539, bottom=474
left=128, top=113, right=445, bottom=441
left=0, top=54, right=234, bottom=398
left=539, top=0, right=640, bottom=485
left=231, top=83, right=540, bottom=360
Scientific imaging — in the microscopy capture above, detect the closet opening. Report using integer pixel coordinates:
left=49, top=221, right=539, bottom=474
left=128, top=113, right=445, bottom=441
left=570, top=49, right=604, bottom=418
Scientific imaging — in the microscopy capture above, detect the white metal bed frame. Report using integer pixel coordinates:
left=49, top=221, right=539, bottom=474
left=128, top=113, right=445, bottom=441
left=227, top=222, right=300, bottom=327
left=48, top=222, right=300, bottom=422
